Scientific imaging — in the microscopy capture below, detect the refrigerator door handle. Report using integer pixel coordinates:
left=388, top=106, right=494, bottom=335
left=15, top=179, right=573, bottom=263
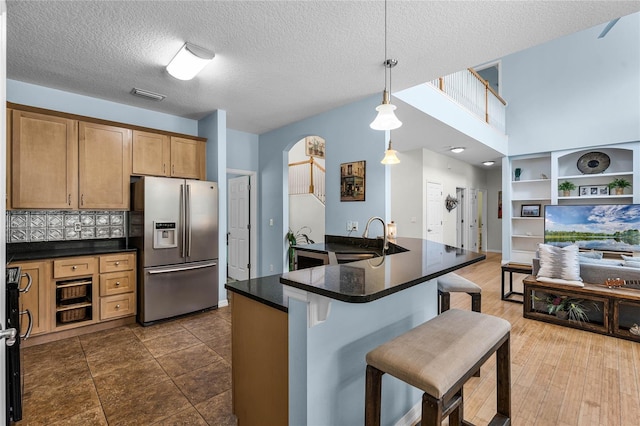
left=181, top=184, right=187, bottom=258
left=186, top=183, right=192, bottom=258
left=148, top=262, right=218, bottom=275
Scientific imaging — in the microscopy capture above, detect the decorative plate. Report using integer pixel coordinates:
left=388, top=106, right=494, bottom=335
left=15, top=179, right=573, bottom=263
left=576, top=151, right=610, bottom=174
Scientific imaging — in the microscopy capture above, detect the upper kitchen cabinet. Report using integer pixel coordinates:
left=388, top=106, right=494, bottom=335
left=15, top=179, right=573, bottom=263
left=170, top=136, right=206, bottom=180
left=79, top=122, right=132, bottom=210
left=11, top=110, right=78, bottom=209
left=132, top=130, right=170, bottom=177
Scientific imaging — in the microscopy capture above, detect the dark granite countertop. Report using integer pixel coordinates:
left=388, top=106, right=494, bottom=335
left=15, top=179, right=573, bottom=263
left=7, top=240, right=136, bottom=262
left=281, top=237, right=485, bottom=303
left=225, top=275, right=288, bottom=312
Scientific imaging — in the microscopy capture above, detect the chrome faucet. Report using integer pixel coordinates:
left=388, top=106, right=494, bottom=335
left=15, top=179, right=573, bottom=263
left=362, top=216, right=388, bottom=252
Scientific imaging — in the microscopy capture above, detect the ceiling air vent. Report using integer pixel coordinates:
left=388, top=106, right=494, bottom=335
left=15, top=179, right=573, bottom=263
left=130, top=88, right=166, bottom=101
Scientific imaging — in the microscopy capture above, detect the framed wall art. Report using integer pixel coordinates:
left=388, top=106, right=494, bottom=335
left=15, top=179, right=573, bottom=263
left=340, top=161, right=365, bottom=202
left=521, top=204, right=541, bottom=217
left=305, top=136, right=325, bottom=159
left=579, top=185, right=609, bottom=196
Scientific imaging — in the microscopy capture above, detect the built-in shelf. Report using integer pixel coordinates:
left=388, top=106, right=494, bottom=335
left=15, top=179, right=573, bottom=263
left=506, top=144, right=639, bottom=265
left=558, top=195, right=633, bottom=200
left=558, top=171, right=632, bottom=180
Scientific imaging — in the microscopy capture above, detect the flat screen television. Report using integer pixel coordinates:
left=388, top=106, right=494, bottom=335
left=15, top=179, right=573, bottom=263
left=544, top=204, right=640, bottom=253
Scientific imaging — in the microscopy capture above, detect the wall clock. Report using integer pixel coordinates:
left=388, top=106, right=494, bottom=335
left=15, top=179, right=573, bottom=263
left=576, top=151, right=610, bottom=174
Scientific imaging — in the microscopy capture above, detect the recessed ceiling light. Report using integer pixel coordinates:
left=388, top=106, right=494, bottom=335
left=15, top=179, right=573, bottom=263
left=450, top=147, right=465, bottom=154
left=482, top=161, right=495, bottom=166
left=130, top=88, right=166, bottom=101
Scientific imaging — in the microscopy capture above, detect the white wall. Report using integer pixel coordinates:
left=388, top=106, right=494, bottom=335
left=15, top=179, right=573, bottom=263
left=289, top=194, right=325, bottom=244
left=485, top=167, right=503, bottom=252
left=390, top=149, right=424, bottom=238
left=422, top=149, right=488, bottom=246
left=391, top=148, right=489, bottom=247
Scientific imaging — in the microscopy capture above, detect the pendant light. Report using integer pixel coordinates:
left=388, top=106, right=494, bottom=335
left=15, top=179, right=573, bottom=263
left=370, top=0, right=402, bottom=131
left=381, top=139, right=400, bottom=164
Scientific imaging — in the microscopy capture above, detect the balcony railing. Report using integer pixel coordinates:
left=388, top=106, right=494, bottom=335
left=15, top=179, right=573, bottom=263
left=428, top=68, right=507, bottom=133
left=288, top=157, right=325, bottom=204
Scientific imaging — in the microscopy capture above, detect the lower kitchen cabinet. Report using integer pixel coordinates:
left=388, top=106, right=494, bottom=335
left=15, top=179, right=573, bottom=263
left=11, top=252, right=137, bottom=346
left=99, top=253, right=136, bottom=320
left=100, top=293, right=136, bottom=320
left=7, top=260, right=49, bottom=339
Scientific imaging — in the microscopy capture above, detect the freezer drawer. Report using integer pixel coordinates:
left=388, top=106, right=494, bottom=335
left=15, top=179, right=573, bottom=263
left=139, top=261, right=218, bottom=325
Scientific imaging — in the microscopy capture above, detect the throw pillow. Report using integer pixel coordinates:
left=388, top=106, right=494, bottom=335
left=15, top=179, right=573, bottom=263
left=624, top=260, right=640, bottom=268
left=579, top=250, right=603, bottom=260
left=537, top=243, right=582, bottom=281
left=621, top=254, right=640, bottom=262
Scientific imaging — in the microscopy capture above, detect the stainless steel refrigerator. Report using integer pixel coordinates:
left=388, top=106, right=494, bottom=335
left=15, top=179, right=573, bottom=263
left=130, top=176, right=219, bottom=325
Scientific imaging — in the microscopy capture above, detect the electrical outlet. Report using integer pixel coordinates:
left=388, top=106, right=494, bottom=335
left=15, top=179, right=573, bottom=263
left=269, top=264, right=274, bottom=272
left=347, top=221, right=358, bottom=231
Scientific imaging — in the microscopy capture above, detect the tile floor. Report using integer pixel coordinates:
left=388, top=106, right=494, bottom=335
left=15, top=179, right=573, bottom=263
left=18, top=307, right=236, bottom=425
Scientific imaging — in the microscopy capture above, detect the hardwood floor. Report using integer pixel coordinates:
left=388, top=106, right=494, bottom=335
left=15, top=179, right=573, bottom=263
left=17, top=252, right=640, bottom=425
left=452, top=252, right=640, bottom=426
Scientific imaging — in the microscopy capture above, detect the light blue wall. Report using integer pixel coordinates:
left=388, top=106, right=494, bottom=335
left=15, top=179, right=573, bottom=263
left=227, top=128, right=259, bottom=171
left=7, top=80, right=198, bottom=135
left=198, top=111, right=227, bottom=302
left=502, top=13, right=640, bottom=156
left=289, top=279, right=437, bottom=425
left=257, top=95, right=387, bottom=276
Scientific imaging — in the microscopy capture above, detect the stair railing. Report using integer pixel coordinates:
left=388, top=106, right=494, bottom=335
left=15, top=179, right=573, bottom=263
left=429, top=68, right=507, bottom=133
left=288, top=157, right=326, bottom=204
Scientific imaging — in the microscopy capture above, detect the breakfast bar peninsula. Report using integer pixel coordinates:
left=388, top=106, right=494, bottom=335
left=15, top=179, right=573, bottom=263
left=225, top=237, right=485, bottom=426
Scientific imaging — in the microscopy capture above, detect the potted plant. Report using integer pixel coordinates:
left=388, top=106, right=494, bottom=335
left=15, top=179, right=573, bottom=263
left=608, top=178, right=631, bottom=195
left=558, top=181, right=576, bottom=197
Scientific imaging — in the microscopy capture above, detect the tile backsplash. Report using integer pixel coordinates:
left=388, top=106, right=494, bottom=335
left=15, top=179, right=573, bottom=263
left=6, top=210, right=126, bottom=243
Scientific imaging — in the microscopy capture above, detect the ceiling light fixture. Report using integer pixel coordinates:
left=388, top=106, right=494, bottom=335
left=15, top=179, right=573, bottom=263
left=482, top=160, right=495, bottom=166
left=130, top=88, right=166, bottom=101
left=370, top=0, right=401, bottom=131
left=450, top=147, right=465, bottom=154
left=166, top=42, right=215, bottom=81
left=381, top=140, right=400, bottom=164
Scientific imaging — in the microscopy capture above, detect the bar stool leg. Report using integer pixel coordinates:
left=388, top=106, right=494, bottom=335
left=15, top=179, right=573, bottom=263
left=439, top=291, right=451, bottom=313
left=471, top=293, right=481, bottom=313
left=365, top=365, right=384, bottom=426
left=448, top=387, right=464, bottom=426
left=421, top=393, right=442, bottom=426
left=496, top=335, right=511, bottom=420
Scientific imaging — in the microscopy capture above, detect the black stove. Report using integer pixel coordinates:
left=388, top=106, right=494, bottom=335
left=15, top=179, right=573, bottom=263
left=6, top=266, right=22, bottom=423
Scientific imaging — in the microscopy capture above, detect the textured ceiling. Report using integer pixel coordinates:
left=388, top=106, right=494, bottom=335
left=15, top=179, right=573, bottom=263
left=7, top=1, right=640, bottom=139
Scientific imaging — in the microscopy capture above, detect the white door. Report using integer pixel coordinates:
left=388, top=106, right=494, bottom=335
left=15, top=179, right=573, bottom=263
left=426, top=181, right=443, bottom=243
left=455, top=188, right=465, bottom=249
left=469, top=189, right=479, bottom=252
left=228, top=176, right=250, bottom=281
left=479, top=189, right=487, bottom=252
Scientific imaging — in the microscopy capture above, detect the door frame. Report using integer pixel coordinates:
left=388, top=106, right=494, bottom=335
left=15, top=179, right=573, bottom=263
left=226, top=169, right=258, bottom=279
left=1, top=0, right=8, bottom=415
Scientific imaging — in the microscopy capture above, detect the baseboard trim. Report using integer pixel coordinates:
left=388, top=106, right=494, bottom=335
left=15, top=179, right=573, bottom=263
left=394, top=400, right=421, bottom=426
left=218, top=299, right=229, bottom=308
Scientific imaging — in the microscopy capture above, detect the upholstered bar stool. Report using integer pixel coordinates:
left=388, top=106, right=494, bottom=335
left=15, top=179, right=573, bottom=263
left=437, top=273, right=481, bottom=314
left=365, top=309, right=511, bottom=426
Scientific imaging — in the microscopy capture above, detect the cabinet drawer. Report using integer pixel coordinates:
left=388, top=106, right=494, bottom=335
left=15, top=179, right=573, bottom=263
left=100, top=270, right=135, bottom=296
left=53, top=257, right=97, bottom=278
left=100, top=253, right=135, bottom=273
left=100, top=293, right=135, bottom=320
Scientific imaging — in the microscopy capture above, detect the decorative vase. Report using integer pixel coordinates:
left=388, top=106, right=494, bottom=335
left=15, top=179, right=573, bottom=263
left=514, top=168, right=521, bottom=181
left=556, top=311, right=568, bottom=320
left=615, top=187, right=624, bottom=195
